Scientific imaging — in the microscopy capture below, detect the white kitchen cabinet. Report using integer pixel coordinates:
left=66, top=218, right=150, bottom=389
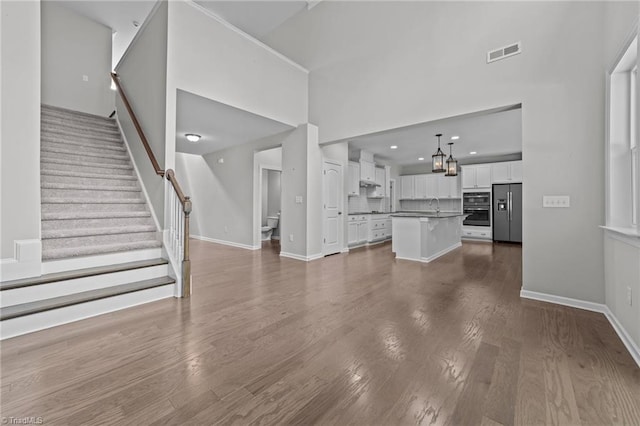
left=360, top=161, right=376, bottom=184
left=348, top=162, right=360, bottom=196
left=491, top=160, right=522, bottom=183
left=462, top=165, right=492, bottom=189
left=415, top=175, right=428, bottom=199
left=425, top=175, right=438, bottom=199
left=357, top=221, right=369, bottom=243
left=375, top=168, right=385, bottom=196
left=348, top=221, right=358, bottom=245
left=437, top=174, right=461, bottom=198
left=400, top=175, right=415, bottom=199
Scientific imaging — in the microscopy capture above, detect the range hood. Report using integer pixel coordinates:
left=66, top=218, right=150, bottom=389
left=360, top=180, right=381, bottom=187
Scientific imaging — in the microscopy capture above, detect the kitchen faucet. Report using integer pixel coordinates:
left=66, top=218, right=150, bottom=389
left=429, top=197, right=440, bottom=213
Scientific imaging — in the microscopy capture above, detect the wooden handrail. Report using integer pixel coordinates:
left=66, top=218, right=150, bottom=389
left=110, top=72, right=164, bottom=177
left=110, top=72, right=191, bottom=297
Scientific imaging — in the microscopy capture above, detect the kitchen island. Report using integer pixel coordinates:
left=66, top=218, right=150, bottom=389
left=391, top=212, right=468, bottom=263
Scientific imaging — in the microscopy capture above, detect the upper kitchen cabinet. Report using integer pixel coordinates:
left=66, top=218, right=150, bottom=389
left=491, top=160, right=522, bottom=183
left=360, top=160, right=376, bottom=185
left=367, top=167, right=386, bottom=198
left=400, top=175, right=415, bottom=199
left=461, top=165, right=491, bottom=189
left=437, top=174, right=461, bottom=198
left=348, top=161, right=360, bottom=196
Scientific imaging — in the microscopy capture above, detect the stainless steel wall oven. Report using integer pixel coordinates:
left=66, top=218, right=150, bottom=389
left=463, top=192, right=491, bottom=226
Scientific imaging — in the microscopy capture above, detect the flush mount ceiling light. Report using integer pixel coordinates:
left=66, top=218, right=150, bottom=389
left=418, top=157, right=425, bottom=161
left=390, top=145, right=398, bottom=149
left=445, top=142, right=458, bottom=177
left=185, top=134, right=201, bottom=142
left=431, top=133, right=446, bottom=173
left=451, top=135, right=460, bottom=140
left=470, top=151, right=477, bottom=155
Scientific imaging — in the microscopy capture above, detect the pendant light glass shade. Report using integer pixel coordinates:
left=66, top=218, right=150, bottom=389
left=432, top=133, right=446, bottom=173
left=445, top=142, right=458, bottom=177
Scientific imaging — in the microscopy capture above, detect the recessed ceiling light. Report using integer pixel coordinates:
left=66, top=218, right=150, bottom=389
left=451, top=136, right=460, bottom=140
left=186, top=134, right=201, bottom=142
left=390, top=145, right=398, bottom=149
left=469, top=151, right=477, bottom=155
left=418, top=157, right=425, bottom=161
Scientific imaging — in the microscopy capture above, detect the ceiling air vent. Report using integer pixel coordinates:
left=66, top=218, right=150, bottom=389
left=487, top=41, right=522, bottom=63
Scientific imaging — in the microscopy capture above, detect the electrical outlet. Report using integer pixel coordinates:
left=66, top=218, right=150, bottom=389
left=543, top=195, right=570, bottom=208
left=289, top=234, right=294, bottom=242
left=295, top=196, right=303, bottom=204
left=224, top=226, right=228, bottom=233
left=627, top=286, right=633, bottom=306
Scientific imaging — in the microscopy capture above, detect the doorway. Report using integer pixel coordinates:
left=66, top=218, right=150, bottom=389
left=323, top=159, right=343, bottom=256
left=254, top=147, right=282, bottom=250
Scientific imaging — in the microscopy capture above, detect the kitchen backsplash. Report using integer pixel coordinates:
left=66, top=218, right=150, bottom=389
left=348, top=187, right=387, bottom=213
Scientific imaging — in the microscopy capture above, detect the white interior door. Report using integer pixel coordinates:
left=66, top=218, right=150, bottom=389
left=323, top=160, right=342, bottom=255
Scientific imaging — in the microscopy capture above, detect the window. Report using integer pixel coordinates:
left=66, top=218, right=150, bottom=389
left=607, top=36, right=638, bottom=230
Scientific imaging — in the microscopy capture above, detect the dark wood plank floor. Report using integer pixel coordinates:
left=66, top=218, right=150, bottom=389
left=1, top=240, right=639, bottom=425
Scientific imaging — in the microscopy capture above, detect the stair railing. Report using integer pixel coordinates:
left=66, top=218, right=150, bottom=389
left=110, top=72, right=192, bottom=297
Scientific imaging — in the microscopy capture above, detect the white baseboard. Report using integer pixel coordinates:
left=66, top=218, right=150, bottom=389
left=41, top=248, right=163, bottom=275
left=0, top=284, right=174, bottom=340
left=520, top=289, right=640, bottom=368
left=279, top=251, right=323, bottom=262
left=341, top=247, right=350, bottom=253
left=191, top=235, right=260, bottom=250
left=520, top=289, right=606, bottom=313
left=0, top=240, right=42, bottom=282
left=420, top=242, right=462, bottom=263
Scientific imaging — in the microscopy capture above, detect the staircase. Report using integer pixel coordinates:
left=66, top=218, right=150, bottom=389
left=0, top=105, right=176, bottom=339
left=40, top=104, right=162, bottom=259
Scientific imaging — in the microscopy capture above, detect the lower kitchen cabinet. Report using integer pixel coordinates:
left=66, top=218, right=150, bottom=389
left=462, top=225, right=492, bottom=241
left=348, top=221, right=358, bottom=245
left=348, top=214, right=392, bottom=247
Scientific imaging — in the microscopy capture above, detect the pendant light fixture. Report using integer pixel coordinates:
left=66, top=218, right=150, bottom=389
left=432, top=133, right=446, bottom=173
left=445, top=142, right=458, bottom=177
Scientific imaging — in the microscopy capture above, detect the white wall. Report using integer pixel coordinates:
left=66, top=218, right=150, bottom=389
left=0, top=1, right=42, bottom=280
left=175, top=130, right=292, bottom=249
left=266, top=1, right=611, bottom=303
left=41, top=2, right=113, bottom=116
left=115, top=2, right=168, bottom=225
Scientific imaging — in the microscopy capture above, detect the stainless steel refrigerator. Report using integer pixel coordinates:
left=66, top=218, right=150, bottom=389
left=493, top=183, right=522, bottom=243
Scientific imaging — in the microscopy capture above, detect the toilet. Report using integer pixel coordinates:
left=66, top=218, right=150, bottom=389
left=261, top=216, right=280, bottom=241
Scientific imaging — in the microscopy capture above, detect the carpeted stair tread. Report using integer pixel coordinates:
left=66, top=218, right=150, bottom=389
left=41, top=104, right=115, bottom=123
left=41, top=129, right=124, bottom=145
left=42, top=139, right=126, bottom=154
left=41, top=169, right=136, bottom=181
left=42, top=146, right=130, bottom=162
left=1, top=258, right=168, bottom=291
left=42, top=225, right=157, bottom=239
left=41, top=211, right=151, bottom=220
left=42, top=197, right=145, bottom=204
left=41, top=116, right=120, bottom=133
left=42, top=240, right=162, bottom=260
left=41, top=157, right=133, bottom=171
left=0, top=275, right=175, bottom=320
left=42, top=133, right=124, bottom=148
left=42, top=182, right=141, bottom=192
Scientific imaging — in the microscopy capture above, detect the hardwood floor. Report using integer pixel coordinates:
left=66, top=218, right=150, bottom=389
left=1, top=239, right=639, bottom=425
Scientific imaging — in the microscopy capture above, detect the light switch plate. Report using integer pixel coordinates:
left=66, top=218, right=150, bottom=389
left=82, top=75, right=89, bottom=82
left=543, top=195, right=570, bottom=208
left=295, top=195, right=303, bottom=204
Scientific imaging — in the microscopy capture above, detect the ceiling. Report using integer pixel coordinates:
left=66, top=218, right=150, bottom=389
left=176, top=90, right=294, bottom=156
left=57, top=1, right=157, bottom=69
left=195, top=1, right=308, bottom=40
left=347, top=106, right=522, bottom=167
